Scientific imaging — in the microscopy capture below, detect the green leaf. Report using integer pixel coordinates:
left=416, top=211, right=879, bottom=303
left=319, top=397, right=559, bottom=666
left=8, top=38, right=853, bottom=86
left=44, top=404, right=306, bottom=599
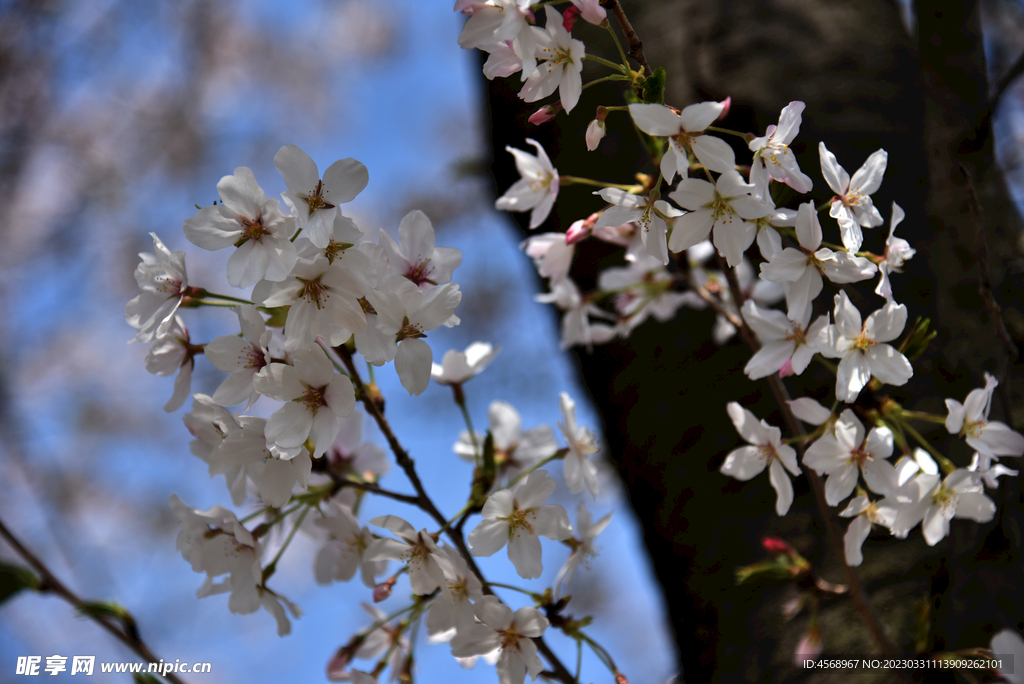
left=641, top=67, right=666, bottom=104
left=0, top=563, right=40, bottom=605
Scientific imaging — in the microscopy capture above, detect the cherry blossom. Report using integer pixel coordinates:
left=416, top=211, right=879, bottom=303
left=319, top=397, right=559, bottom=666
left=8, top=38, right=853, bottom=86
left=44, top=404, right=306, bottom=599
left=720, top=403, right=801, bottom=515
left=555, top=502, right=612, bottom=597
left=454, top=401, right=558, bottom=486
left=450, top=596, right=548, bottom=684
left=519, top=7, right=585, bottom=113
left=593, top=188, right=683, bottom=265
left=455, top=1, right=537, bottom=79
left=252, top=346, right=356, bottom=458
left=819, top=142, right=887, bottom=252
left=558, top=392, right=600, bottom=497
left=294, top=212, right=363, bottom=264
left=874, top=202, right=915, bottom=301
left=467, top=469, right=573, bottom=579
left=749, top=101, right=813, bottom=194
left=586, top=118, right=606, bottom=151
left=945, top=373, right=1024, bottom=458
left=125, top=233, right=190, bottom=343
left=668, top=170, right=769, bottom=265
left=521, top=231, right=575, bottom=284
left=314, top=502, right=386, bottom=588
left=628, top=100, right=736, bottom=181
left=821, top=292, right=913, bottom=402
left=379, top=210, right=462, bottom=289
left=839, top=495, right=899, bottom=566
left=183, top=167, right=298, bottom=287
left=364, top=515, right=455, bottom=596
left=205, top=305, right=270, bottom=409
left=275, top=145, right=368, bottom=249
left=741, top=301, right=828, bottom=380
left=534, top=277, right=616, bottom=349
left=803, top=409, right=894, bottom=506
left=496, top=139, right=559, bottom=230
left=426, top=545, right=485, bottom=642
left=144, top=315, right=196, bottom=412
left=216, top=415, right=312, bottom=507
left=892, top=469, right=995, bottom=546
left=432, top=342, right=501, bottom=386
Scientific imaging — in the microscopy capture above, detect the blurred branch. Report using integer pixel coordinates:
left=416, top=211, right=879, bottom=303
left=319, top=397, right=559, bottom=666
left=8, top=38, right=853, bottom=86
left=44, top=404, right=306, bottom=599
left=601, top=0, right=650, bottom=75
left=0, top=515, right=187, bottom=684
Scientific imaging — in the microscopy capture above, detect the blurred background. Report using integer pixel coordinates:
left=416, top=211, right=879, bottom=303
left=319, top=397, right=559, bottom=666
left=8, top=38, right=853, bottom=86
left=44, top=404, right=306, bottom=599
left=0, top=1, right=675, bottom=683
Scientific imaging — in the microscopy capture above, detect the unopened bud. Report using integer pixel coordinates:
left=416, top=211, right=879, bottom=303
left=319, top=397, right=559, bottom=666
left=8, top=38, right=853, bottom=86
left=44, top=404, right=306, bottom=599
left=615, top=673, right=629, bottom=684
left=566, top=215, right=595, bottom=245
left=794, top=625, right=823, bottom=666
left=716, top=96, right=732, bottom=122
left=373, top=578, right=395, bottom=603
left=585, top=119, right=607, bottom=151
left=762, top=536, right=795, bottom=556
left=528, top=103, right=562, bottom=125
left=562, top=6, right=580, bottom=31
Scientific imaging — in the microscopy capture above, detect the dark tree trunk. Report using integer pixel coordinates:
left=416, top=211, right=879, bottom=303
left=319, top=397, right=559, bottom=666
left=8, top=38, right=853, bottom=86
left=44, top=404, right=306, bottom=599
left=480, top=1, right=1024, bottom=681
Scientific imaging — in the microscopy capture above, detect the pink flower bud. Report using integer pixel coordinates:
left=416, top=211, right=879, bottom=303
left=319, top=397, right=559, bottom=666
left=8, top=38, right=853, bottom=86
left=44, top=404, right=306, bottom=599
left=716, top=96, right=732, bottom=122
left=373, top=579, right=395, bottom=603
left=562, top=6, right=580, bottom=31
left=777, top=358, right=795, bottom=378
left=565, top=221, right=592, bottom=245
left=762, top=536, right=794, bottom=556
left=615, top=673, right=629, bottom=684
left=585, top=119, right=607, bottom=151
left=794, top=626, right=823, bottom=666
left=528, top=103, right=562, bottom=125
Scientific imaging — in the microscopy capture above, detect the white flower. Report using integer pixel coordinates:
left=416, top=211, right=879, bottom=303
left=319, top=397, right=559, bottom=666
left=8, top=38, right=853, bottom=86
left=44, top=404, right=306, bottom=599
left=252, top=346, right=356, bottom=458
left=518, top=7, right=585, bottom=113
left=892, top=469, right=995, bottom=545
left=275, top=145, right=368, bottom=248
left=521, top=232, right=575, bottom=284
left=597, top=253, right=690, bottom=334
left=364, top=515, right=455, bottom=596
left=426, top=546, right=485, bottom=642
left=593, top=188, right=683, bottom=265
left=668, top=170, right=769, bottom=266
left=968, top=451, right=1018, bottom=489
left=585, top=119, right=606, bottom=151
left=454, top=401, right=558, bottom=486
left=821, top=292, right=913, bottom=402
left=480, top=41, right=523, bottom=80
left=295, top=212, right=364, bottom=263
left=749, top=101, right=813, bottom=194
left=314, top=502, right=386, bottom=588
left=125, top=233, right=189, bottom=343
left=875, top=202, right=915, bottom=301
left=758, top=202, right=877, bottom=319
left=252, top=254, right=370, bottom=351
left=569, top=0, right=606, bottom=24
left=205, top=305, right=270, bottom=409
left=467, top=469, right=573, bottom=579
left=819, top=143, right=887, bottom=252
left=216, top=414, right=312, bottom=507
left=839, top=495, right=899, bottom=566
left=432, top=342, right=501, bottom=386
left=450, top=596, right=548, bottom=684
left=720, top=403, right=801, bottom=515
left=741, top=301, right=828, bottom=380
left=628, top=101, right=735, bottom=182
left=145, top=315, right=195, bottom=412
left=803, top=409, right=895, bottom=506
left=496, top=139, right=559, bottom=230
left=945, top=373, right=1024, bottom=458
left=534, top=277, right=616, bottom=350
left=455, top=1, right=537, bottom=79
left=555, top=503, right=611, bottom=598
left=183, top=167, right=297, bottom=287
left=379, top=210, right=462, bottom=289
left=991, top=629, right=1024, bottom=684
left=558, top=392, right=599, bottom=497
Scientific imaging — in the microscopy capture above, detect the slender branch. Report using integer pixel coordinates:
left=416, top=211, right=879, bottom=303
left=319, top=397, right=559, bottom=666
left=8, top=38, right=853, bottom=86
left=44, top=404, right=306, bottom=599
left=713, top=254, right=896, bottom=656
left=0, top=516, right=187, bottom=684
left=335, top=347, right=576, bottom=683
left=600, top=0, right=650, bottom=76
left=959, top=164, right=1017, bottom=422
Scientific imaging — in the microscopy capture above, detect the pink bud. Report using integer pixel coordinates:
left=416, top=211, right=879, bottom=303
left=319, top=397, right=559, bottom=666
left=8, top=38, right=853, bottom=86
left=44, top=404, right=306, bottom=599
left=326, top=648, right=353, bottom=681
left=566, top=219, right=592, bottom=246
left=585, top=119, right=607, bottom=151
left=615, top=674, right=629, bottom=684
left=562, top=6, right=580, bottom=31
left=777, top=358, right=795, bottom=378
left=762, top=536, right=794, bottom=556
left=794, top=626, right=823, bottom=666
left=528, top=103, right=562, bottom=125
left=716, top=96, right=732, bottom=122
left=373, top=579, right=395, bottom=603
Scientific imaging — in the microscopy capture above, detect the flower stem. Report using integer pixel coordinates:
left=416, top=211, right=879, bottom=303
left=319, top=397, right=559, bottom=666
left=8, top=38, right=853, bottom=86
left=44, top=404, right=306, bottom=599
left=900, top=409, right=948, bottom=425
left=604, top=21, right=631, bottom=71
left=582, top=74, right=632, bottom=90
left=559, top=176, right=640, bottom=191
left=583, top=54, right=628, bottom=73
left=201, top=291, right=254, bottom=305
left=706, top=125, right=750, bottom=139
left=507, top=449, right=568, bottom=487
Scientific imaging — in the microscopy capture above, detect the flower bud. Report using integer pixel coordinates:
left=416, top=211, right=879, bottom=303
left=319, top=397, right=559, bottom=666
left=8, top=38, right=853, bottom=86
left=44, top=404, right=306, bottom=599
left=585, top=119, right=606, bottom=151
left=762, top=536, right=794, bottom=556
left=615, top=673, right=629, bottom=684
left=794, top=625, right=822, bottom=665
left=562, top=6, right=580, bottom=31
left=528, top=103, right=562, bottom=125
left=373, top=578, right=395, bottom=603
left=715, top=96, right=732, bottom=122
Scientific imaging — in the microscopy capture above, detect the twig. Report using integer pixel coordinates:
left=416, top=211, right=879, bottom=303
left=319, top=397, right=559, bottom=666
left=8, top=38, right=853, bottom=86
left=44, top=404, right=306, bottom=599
left=959, top=163, right=1017, bottom=422
left=600, top=0, right=650, bottom=76
left=0, top=516, right=187, bottom=684
left=713, top=254, right=897, bottom=656
left=335, top=347, right=576, bottom=683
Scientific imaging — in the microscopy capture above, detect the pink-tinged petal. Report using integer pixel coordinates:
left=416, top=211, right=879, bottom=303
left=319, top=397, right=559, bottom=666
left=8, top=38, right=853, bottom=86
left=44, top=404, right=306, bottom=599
left=795, top=202, right=821, bottom=250
left=205, top=335, right=252, bottom=372
left=226, top=239, right=268, bottom=288
left=741, top=300, right=790, bottom=340
left=690, top=135, right=736, bottom=174
left=744, top=340, right=794, bottom=380
left=818, top=142, right=849, bottom=195
left=679, top=100, right=726, bottom=132
left=529, top=187, right=558, bottom=229
left=508, top=532, right=544, bottom=579
left=720, top=446, right=766, bottom=480
left=864, top=344, right=913, bottom=386
left=777, top=444, right=801, bottom=476
left=274, top=145, right=320, bottom=195
left=726, top=402, right=762, bottom=444
left=266, top=402, right=313, bottom=447
left=309, top=411, right=343, bottom=458
left=849, top=149, right=888, bottom=196
left=163, top=360, right=193, bottom=412
left=513, top=606, right=549, bottom=638
left=844, top=515, right=872, bottom=566
left=769, top=459, right=794, bottom=515
left=482, top=489, right=515, bottom=519
left=668, top=209, right=714, bottom=252
left=323, top=376, right=356, bottom=418
left=468, top=519, right=510, bottom=557
left=866, top=427, right=895, bottom=460
left=864, top=301, right=907, bottom=343
left=212, top=370, right=257, bottom=407
left=627, top=103, right=681, bottom=136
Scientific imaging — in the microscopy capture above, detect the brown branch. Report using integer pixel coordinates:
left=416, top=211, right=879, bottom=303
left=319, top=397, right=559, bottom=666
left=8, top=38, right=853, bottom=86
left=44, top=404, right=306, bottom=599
left=601, top=0, right=650, bottom=76
left=713, top=254, right=897, bottom=656
left=959, top=163, right=1017, bottom=422
left=0, top=516, right=187, bottom=684
left=335, top=346, right=576, bottom=683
